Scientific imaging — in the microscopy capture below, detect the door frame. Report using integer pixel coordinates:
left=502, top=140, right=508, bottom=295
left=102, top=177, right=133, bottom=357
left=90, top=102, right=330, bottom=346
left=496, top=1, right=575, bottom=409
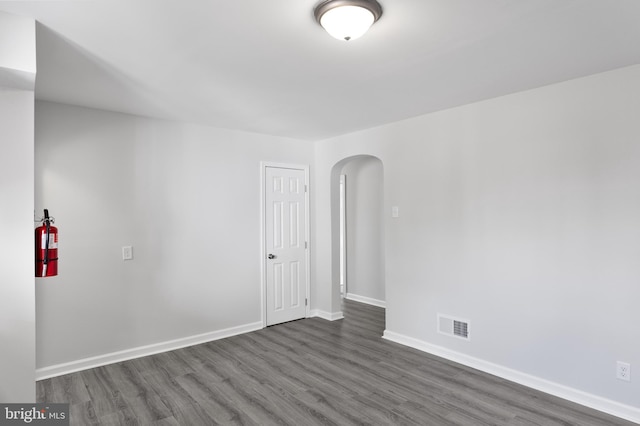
left=339, top=174, right=347, bottom=296
left=260, top=161, right=311, bottom=327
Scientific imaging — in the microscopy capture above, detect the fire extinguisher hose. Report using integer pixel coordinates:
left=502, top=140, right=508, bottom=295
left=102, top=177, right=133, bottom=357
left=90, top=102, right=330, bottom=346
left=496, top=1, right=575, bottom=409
left=43, top=209, right=50, bottom=277
left=43, top=209, right=50, bottom=266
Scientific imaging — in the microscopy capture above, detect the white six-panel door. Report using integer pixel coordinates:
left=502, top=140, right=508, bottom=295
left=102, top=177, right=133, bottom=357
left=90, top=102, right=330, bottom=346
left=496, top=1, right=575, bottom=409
left=264, top=166, right=308, bottom=326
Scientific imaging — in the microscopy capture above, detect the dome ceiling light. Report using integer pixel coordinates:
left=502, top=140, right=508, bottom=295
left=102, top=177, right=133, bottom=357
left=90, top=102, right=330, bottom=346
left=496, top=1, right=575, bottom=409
left=314, top=0, right=383, bottom=41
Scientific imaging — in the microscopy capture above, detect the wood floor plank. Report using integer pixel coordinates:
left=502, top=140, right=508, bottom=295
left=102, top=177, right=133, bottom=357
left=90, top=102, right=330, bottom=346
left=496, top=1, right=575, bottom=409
left=98, top=406, right=140, bottom=426
left=157, top=400, right=219, bottom=426
left=37, top=371, right=91, bottom=405
left=78, top=367, right=129, bottom=419
left=68, top=400, right=100, bottom=426
left=173, top=373, right=254, bottom=425
left=116, top=393, right=172, bottom=424
left=141, top=372, right=205, bottom=414
left=152, top=416, right=181, bottom=426
left=37, top=299, right=636, bottom=425
left=258, top=382, right=342, bottom=426
left=291, top=388, right=367, bottom=425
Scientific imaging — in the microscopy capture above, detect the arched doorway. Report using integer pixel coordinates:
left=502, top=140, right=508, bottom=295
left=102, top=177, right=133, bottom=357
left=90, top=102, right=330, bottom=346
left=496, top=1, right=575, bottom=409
left=330, top=155, right=385, bottom=308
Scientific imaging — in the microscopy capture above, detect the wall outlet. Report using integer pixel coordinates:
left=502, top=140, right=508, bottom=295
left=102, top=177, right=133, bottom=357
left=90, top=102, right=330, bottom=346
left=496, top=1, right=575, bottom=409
left=616, top=361, right=631, bottom=382
left=122, top=246, right=133, bottom=260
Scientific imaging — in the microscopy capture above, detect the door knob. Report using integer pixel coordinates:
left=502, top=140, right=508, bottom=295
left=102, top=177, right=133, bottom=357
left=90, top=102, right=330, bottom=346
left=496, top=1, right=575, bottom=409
left=267, top=254, right=276, bottom=259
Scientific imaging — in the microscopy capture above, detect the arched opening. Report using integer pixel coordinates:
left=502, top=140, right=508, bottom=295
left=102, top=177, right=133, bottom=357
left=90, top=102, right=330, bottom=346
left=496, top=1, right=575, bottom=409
left=330, top=155, right=385, bottom=311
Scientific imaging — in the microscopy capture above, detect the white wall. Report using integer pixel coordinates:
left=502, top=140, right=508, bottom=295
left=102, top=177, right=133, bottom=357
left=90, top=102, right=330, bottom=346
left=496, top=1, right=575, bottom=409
left=35, top=101, right=313, bottom=370
left=313, top=65, right=640, bottom=418
left=341, top=157, right=385, bottom=304
left=0, top=12, right=36, bottom=90
left=0, top=90, right=35, bottom=402
left=0, top=11, right=36, bottom=403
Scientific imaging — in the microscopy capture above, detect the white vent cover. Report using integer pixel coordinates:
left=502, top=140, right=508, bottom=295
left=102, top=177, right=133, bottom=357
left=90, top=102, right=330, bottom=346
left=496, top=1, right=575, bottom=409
left=438, top=314, right=470, bottom=340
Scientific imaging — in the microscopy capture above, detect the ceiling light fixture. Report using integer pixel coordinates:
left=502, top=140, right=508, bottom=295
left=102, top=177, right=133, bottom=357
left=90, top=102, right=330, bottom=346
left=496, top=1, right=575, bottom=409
left=314, top=0, right=382, bottom=41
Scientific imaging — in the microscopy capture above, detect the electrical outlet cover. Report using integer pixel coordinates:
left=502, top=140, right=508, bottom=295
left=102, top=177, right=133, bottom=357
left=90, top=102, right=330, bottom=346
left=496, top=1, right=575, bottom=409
left=616, top=361, right=631, bottom=382
left=122, top=246, right=133, bottom=260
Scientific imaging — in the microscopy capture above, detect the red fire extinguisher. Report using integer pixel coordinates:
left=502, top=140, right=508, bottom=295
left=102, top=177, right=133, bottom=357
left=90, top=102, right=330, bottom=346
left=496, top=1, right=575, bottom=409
left=35, top=209, right=58, bottom=277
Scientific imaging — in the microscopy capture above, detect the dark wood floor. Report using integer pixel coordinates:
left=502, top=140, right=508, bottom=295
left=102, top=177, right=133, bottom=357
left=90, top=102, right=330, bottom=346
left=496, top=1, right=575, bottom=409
left=38, top=300, right=634, bottom=425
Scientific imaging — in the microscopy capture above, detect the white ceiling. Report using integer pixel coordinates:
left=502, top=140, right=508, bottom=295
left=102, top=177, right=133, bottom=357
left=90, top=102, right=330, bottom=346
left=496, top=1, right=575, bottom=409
left=1, top=0, right=640, bottom=141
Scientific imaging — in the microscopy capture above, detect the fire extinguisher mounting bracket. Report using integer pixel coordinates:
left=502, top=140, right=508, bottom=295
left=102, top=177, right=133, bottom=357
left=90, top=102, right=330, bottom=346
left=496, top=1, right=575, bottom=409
left=36, top=213, right=55, bottom=224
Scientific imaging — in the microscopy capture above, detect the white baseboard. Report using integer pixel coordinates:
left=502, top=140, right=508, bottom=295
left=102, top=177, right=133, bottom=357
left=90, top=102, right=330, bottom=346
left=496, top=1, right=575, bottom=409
left=345, top=293, right=386, bottom=308
left=382, top=330, right=640, bottom=425
left=36, top=321, right=263, bottom=381
left=310, top=309, right=344, bottom=321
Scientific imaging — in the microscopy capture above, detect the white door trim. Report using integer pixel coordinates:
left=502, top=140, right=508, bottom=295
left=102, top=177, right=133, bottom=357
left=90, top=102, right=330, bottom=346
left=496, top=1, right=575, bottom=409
left=339, top=174, right=347, bottom=296
left=260, top=162, right=310, bottom=327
